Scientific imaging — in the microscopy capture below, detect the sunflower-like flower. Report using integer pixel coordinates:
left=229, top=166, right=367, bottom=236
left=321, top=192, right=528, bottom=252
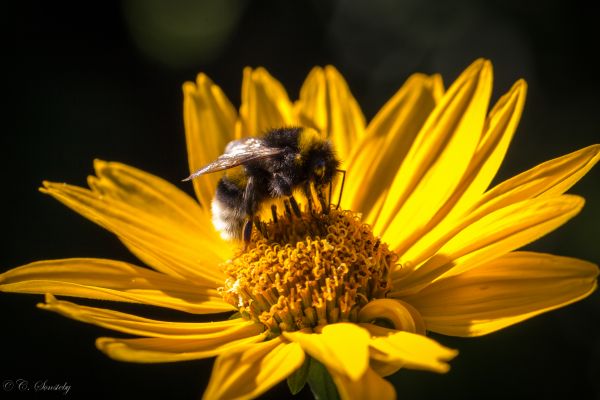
left=2, top=59, right=598, bottom=400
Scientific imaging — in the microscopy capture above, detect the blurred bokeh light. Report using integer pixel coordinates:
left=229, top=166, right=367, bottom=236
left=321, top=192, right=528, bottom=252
left=123, top=0, right=247, bottom=68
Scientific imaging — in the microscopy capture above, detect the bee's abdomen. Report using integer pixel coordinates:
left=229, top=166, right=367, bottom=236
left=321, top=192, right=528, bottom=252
left=212, top=176, right=246, bottom=240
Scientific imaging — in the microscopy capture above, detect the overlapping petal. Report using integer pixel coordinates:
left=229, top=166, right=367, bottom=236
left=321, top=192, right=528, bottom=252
left=362, top=325, right=458, bottom=373
left=399, top=145, right=600, bottom=274
left=0, top=258, right=232, bottom=313
left=392, top=195, right=585, bottom=295
left=344, top=73, right=443, bottom=218
left=42, top=178, right=227, bottom=284
left=96, top=330, right=268, bottom=363
left=405, top=252, right=598, bottom=336
left=393, top=79, right=527, bottom=257
left=239, top=67, right=295, bottom=137
left=203, top=339, right=304, bottom=400
left=283, top=323, right=370, bottom=382
left=330, top=367, right=396, bottom=400
left=295, top=66, right=366, bottom=162
left=184, top=73, right=238, bottom=209
left=374, top=60, right=493, bottom=250
left=39, top=294, right=254, bottom=338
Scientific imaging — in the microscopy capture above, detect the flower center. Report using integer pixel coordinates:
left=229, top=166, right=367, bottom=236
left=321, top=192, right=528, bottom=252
left=218, top=208, right=397, bottom=336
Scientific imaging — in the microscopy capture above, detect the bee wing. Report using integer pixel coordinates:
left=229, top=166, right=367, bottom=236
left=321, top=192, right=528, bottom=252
left=183, top=137, right=285, bottom=181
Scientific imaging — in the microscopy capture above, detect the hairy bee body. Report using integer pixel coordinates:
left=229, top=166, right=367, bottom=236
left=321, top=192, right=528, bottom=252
left=185, top=127, right=339, bottom=241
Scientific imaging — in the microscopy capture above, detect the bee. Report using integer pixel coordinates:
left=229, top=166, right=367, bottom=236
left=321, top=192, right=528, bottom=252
left=184, top=127, right=341, bottom=242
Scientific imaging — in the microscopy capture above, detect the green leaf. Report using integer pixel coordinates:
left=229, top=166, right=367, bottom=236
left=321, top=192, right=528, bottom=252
left=287, top=355, right=310, bottom=395
left=307, top=358, right=340, bottom=400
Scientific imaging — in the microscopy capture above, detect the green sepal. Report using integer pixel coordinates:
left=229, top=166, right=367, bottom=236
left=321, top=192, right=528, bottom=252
left=287, top=355, right=311, bottom=395
left=227, top=311, right=241, bottom=320
left=307, top=358, right=340, bottom=400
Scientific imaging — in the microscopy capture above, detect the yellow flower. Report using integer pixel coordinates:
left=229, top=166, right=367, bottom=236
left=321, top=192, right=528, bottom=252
left=1, top=58, right=598, bottom=400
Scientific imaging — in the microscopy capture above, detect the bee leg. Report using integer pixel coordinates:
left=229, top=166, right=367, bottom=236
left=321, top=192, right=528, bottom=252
left=316, top=185, right=329, bottom=214
left=241, top=176, right=256, bottom=243
left=253, top=216, right=267, bottom=239
left=288, top=196, right=302, bottom=218
left=242, top=218, right=253, bottom=243
left=243, top=176, right=256, bottom=215
left=271, top=204, right=278, bottom=223
left=283, top=199, right=293, bottom=218
left=304, top=181, right=315, bottom=214
left=335, top=169, right=346, bottom=210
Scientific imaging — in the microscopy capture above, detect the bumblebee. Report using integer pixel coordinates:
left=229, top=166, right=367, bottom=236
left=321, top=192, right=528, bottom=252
left=184, top=127, right=340, bottom=241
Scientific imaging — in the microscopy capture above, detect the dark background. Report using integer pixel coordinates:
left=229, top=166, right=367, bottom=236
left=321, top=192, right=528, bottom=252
left=3, top=1, right=599, bottom=399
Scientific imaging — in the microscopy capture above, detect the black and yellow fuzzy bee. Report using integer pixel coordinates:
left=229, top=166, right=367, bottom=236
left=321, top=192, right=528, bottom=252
left=184, top=127, right=341, bottom=241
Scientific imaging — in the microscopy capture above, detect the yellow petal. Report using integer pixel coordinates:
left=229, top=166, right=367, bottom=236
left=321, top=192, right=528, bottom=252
left=88, top=160, right=232, bottom=273
left=283, top=323, right=369, bottom=382
left=89, top=160, right=211, bottom=235
left=357, top=298, right=425, bottom=334
left=344, top=73, right=443, bottom=216
left=0, top=258, right=232, bottom=314
left=364, top=326, right=457, bottom=373
left=392, top=195, right=585, bottom=295
left=374, top=59, right=493, bottom=251
left=400, top=145, right=600, bottom=271
left=296, top=66, right=366, bottom=162
left=203, top=339, right=304, bottom=400
left=331, top=367, right=396, bottom=400
left=295, top=66, right=326, bottom=130
left=39, top=293, right=257, bottom=338
left=96, top=330, right=268, bottom=363
left=239, top=67, right=294, bottom=136
left=405, top=251, right=599, bottom=337
left=42, top=180, right=226, bottom=283
left=428, top=79, right=528, bottom=226
left=183, top=73, right=238, bottom=209
left=472, top=144, right=600, bottom=213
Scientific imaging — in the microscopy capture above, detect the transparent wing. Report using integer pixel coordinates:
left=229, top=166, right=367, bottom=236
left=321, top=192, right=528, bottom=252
left=183, top=137, right=285, bottom=181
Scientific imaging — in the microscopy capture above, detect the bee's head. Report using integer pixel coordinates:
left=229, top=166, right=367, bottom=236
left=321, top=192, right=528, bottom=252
left=308, top=143, right=339, bottom=185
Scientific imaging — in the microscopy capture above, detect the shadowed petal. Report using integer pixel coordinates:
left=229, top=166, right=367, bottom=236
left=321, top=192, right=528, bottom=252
left=239, top=67, right=294, bottom=136
left=88, top=160, right=232, bottom=272
left=39, top=294, right=255, bottom=338
left=0, top=258, right=232, bottom=314
left=203, top=339, right=304, bottom=400
left=42, top=181, right=226, bottom=283
left=361, top=324, right=457, bottom=373
left=331, top=367, right=396, bottom=400
left=96, top=330, right=268, bottom=363
left=405, top=252, right=598, bottom=336
left=183, top=73, right=238, bottom=209
left=296, top=66, right=366, bottom=162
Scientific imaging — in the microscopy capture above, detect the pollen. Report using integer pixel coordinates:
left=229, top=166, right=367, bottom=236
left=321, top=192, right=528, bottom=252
left=218, top=208, right=397, bottom=336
